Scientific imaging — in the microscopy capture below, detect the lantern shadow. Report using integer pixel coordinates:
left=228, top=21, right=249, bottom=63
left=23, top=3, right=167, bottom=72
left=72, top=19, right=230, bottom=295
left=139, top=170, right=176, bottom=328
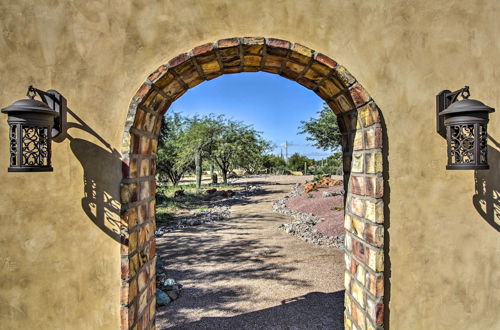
left=473, top=138, right=500, bottom=232
left=65, top=108, right=123, bottom=243
left=70, top=138, right=122, bottom=242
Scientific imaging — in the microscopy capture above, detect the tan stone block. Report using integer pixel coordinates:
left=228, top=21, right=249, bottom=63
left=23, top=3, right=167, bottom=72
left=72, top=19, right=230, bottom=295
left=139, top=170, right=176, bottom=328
left=345, top=231, right=353, bottom=251
left=365, top=152, right=383, bottom=174
left=345, top=293, right=352, bottom=314
left=264, top=55, right=285, bottom=68
left=345, top=314, right=352, bottom=329
left=290, top=43, right=314, bottom=64
left=350, top=197, right=366, bottom=218
left=243, top=55, right=261, bottom=66
left=352, top=280, right=365, bottom=307
left=368, top=248, right=384, bottom=272
left=344, top=213, right=353, bottom=232
left=352, top=216, right=365, bottom=237
left=335, top=93, right=355, bottom=112
left=355, top=263, right=367, bottom=285
left=333, top=65, right=356, bottom=87
left=201, top=61, right=221, bottom=74
left=351, top=153, right=364, bottom=173
left=344, top=252, right=352, bottom=270
left=365, top=200, right=384, bottom=223
left=353, top=130, right=364, bottom=151
left=303, top=68, right=324, bottom=84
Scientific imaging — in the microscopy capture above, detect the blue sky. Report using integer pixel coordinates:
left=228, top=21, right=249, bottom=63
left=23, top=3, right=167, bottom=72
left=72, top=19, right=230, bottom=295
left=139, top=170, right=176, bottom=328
left=167, top=72, right=329, bottom=159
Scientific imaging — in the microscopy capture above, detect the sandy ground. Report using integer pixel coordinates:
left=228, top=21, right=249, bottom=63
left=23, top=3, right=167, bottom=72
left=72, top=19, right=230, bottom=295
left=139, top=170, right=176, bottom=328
left=156, top=176, right=345, bottom=329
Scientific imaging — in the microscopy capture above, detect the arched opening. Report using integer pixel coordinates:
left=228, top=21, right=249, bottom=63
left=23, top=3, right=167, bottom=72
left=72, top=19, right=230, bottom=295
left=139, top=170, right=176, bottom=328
left=120, top=37, right=385, bottom=330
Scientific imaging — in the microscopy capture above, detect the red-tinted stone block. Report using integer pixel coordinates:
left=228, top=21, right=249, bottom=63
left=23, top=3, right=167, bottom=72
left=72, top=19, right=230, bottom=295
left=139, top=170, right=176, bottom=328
left=350, top=83, right=371, bottom=107
left=168, top=53, right=191, bottom=68
left=218, top=38, right=240, bottom=48
left=315, top=53, right=337, bottom=69
left=192, top=42, right=215, bottom=56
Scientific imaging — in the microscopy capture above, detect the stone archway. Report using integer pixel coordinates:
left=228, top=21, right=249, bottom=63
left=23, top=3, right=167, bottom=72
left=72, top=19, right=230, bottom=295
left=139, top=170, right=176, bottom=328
left=119, top=37, right=385, bottom=330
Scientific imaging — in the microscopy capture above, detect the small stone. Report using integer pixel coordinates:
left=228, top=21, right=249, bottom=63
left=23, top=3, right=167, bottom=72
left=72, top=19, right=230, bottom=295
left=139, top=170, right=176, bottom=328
left=166, top=290, right=179, bottom=300
left=156, top=289, right=171, bottom=306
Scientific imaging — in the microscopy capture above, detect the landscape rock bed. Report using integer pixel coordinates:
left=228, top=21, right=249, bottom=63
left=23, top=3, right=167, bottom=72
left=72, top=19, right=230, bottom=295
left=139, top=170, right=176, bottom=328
left=273, top=183, right=345, bottom=248
left=155, top=185, right=263, bottom=237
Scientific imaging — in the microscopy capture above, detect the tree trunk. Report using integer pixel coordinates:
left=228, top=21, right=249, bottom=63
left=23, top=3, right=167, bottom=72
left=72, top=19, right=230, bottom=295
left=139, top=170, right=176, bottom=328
left=195, top=152, right=202, bottom=189
left=222, top=169, right=228, bottom=184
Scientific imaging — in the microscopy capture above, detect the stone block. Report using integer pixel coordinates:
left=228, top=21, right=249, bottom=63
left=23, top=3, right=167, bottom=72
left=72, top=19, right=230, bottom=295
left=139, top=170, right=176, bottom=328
left=344, top=213, right=353, bottom=232
left=365, top=176, right=383, bottom=198
left=365, top=200, right=384, bottom=224
left=365, top=152, right=383, bottom=174
left=218, top=38, right=240, bottom=48
left=201, top=61, right=221, bottom=75
left=335, top=93, right=355, bottom=112
left=350, top=83, right=371, bottom=107
left=352, top=239, right=368, bottom=264
left=120, top=183, right=138, bottom=204
left=352, top=216, right=366, bottom=238
left=367, top=273, right=384, bottom=297
left=364, top=127, right=382, bottom=149
left=368, top=247, right=384, bottom=272
left=317, top=79, right=342, bottom=100
left=351, top=153, right=364, bottom=173
left=365, top=222, right=384, bottom=247
left=333, top=65, right=356, bottom=87
left=358, top=103, right=380, bottom=127
left=168, top=53, right=191, bottom=68
left=315, top=53, right=337, bottom=69
left=350, top=196, right=366, bottom=218
left=351, top=300, right=367, bottom=330
left=290, top=43, right=314, bottom=64
left=133, top=83, right=152, bottom=103
left=353, top=130, right=364, bottom=151
left=345, top=270, right=352, bottom=290
left=192, top=42, right=215, bottom=56
left=351, top=280, right=365, bottom=307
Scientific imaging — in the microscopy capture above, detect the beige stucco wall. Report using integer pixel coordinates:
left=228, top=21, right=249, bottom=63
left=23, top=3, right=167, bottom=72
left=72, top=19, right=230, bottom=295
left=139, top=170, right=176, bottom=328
left=0, top=0, right=498, bottom=329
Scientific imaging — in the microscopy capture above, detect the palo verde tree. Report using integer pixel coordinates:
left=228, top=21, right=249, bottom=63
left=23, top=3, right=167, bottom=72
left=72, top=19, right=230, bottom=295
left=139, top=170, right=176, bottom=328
left=287, top=152, right=315, bottom=172
left=298, top=102, right=342, bottom=152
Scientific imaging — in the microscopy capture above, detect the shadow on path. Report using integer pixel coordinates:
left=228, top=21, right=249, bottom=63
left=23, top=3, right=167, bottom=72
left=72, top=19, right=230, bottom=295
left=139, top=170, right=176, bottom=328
left=160, top=291, right=345, bottom=330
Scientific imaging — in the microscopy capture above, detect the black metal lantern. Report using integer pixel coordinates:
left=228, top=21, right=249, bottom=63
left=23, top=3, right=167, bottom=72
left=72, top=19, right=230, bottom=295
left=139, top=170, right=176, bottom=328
left=1, top=86, right=66, bottom=172
left=436, top=86, right=495, bottom=170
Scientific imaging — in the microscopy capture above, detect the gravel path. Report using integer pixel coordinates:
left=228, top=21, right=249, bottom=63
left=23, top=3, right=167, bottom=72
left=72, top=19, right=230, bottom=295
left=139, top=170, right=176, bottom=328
left=156, top=178, right=345, bottom=329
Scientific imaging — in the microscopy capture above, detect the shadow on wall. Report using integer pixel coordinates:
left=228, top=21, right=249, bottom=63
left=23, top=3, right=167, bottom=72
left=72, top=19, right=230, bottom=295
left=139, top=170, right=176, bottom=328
left=66, top=108, right=123, bottom=242
left=473, top=137, right=500, bottom=232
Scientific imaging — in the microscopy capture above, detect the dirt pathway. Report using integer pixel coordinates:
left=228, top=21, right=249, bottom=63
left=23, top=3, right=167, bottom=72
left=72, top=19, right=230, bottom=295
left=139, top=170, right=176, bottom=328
left=156, top=179, right=345, bottom=329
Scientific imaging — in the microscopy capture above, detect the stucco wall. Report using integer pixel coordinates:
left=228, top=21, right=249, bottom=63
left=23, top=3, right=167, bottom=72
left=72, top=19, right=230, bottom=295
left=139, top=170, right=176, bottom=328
left=0, top=1, right=498, bottom=329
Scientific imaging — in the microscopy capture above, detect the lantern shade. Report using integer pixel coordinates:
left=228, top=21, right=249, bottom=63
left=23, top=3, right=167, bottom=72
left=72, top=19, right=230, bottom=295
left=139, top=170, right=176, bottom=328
left=439, top=98, right=495, bottom=170
left=1, top=98, right=58, bottom=172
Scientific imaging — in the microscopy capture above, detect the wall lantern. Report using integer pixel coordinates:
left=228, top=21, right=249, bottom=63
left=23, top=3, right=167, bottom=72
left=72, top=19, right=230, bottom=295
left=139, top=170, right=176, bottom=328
left=1, top=86, right=66, bottom=172
left=436, top=86, right=495, bottom=170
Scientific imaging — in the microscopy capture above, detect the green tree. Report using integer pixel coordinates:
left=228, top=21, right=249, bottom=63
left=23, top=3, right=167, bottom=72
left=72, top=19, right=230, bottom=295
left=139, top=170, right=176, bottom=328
left=156, top=113, right=193, bottom=186
left=298, top=103, right=342, bottom=152
left=210, top=118, right=270, bottom=183
left=287, top=152, right=315, bottom=172
left=179, top=115, right=222, bottom=188
left=261, top=154, right=286, bottom=173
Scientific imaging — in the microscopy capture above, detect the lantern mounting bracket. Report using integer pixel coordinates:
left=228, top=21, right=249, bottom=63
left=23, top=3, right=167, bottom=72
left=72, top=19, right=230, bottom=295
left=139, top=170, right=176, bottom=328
left=26, top=85, right=67, bottom=141
left=436, top=86, right=470, bottom=138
